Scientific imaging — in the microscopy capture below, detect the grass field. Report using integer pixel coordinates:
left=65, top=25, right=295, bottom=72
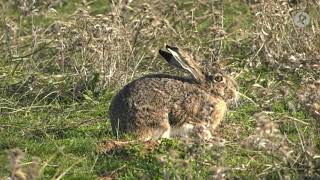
left=1, top=0, right=320, bottom=179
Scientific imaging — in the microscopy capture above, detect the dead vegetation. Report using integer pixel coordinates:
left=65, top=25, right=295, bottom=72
left=8, top=149, right=40, bottom=180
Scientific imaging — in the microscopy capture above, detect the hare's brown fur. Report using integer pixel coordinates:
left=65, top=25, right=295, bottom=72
left=109, top=46, right=238, bottom=140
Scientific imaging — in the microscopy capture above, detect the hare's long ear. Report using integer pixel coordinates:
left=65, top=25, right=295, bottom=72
left=159, top=45, right=205, bottom=82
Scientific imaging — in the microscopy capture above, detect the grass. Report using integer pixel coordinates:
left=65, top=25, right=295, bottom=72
left=1, top=0, right=320, bottom=179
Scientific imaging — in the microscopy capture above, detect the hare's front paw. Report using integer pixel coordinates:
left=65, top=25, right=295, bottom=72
left=170, top=123, right=194, bottom=138
left=171, top=123, right=213, bottom=141
left=192, top=124, right=213, bottom=141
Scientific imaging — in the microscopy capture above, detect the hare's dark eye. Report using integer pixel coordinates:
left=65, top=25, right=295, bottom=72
left=214, top=75, right=223, bottom=82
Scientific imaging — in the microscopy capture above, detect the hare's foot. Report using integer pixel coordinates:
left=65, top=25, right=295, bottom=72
left=171, top=123, right=213, bottom=141
left=192, top=124, right=213, bottom=140
left=170, top=123, right=194, bottom=138
left=161, top=126, right=171, bottom=138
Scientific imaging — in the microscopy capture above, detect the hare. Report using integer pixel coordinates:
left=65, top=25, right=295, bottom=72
left=109, top=45, right=238, bottom=140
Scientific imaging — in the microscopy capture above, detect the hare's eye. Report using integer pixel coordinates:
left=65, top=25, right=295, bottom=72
left=214, top=75, right=223, bottom=82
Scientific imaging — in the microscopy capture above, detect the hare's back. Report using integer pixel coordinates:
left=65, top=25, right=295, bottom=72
left=114, top=75, right=193, bottom=106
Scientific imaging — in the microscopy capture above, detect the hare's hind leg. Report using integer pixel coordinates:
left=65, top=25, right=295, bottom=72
left=134, top=106, right=171, bottom=140
left=137, top=120, right=171, bottom=141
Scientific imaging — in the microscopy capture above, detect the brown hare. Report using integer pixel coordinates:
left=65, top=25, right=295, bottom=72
left=109, top=45, right=238, bottom=140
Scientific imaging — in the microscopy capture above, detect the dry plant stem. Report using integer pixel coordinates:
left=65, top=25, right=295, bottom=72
left=4, top=19, right=12, bottom=62
left=263, top=111, right=310, bottom=125
left=283, top=115, right=310, bottom=125
left=39, top=154, right=57, bottom=177
left=247, top=40, right=265, bottom=67
left=90, top=156, right=99, bottom=172
left=55, top=159, right=83, bottom=180
left=294, top=121, right=306, bottom=153
left=217, top=2, right=224, bottom=61
left=238, top=92, right=259, bottom=107
left=109, top=164, right=127, bottom=177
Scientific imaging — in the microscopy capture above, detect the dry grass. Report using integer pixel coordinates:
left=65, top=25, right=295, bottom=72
left=8, top=148, right=40, bottom=180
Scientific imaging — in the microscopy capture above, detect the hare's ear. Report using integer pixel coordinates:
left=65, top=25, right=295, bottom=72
left=159, top=45, right=205, bottom=82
